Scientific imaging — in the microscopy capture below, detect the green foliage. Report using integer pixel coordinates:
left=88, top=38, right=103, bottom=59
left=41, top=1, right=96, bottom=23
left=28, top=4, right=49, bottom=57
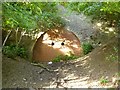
left=2, top=44, right=28, bottom=59
left=106, top=46, right=118, bottom=62
left=106, top=54, right=118, bottom=62
left=2, top=2, right=65, bottom=56
left=63, top=54, right=78, bottom=60
left=82, top=42, right=94, bottom=55
left=115, top=72, right=120, bottom=77
left=52, top=55, right=62, bottom=62
left=38, top=12, right=65, bottom=31
left=62, top=2, right=120, bottom=28
left=2, top=2, right=65, bottom=31
left=107, top=88, right=116, bottom=90
left=52, top=54, right=78, bottom=62
left=100, top=76, right=109, bottom=85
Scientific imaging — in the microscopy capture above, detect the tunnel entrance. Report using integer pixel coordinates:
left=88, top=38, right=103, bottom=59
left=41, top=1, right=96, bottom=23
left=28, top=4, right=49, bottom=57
left=32, top=27, right=83, bottom=62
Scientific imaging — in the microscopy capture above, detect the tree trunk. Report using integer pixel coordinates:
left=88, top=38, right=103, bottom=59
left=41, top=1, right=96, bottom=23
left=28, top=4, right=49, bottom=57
left=16, top=27, right=19, bottom=46
left=2, top=30, right=12, bottom=47
left=17, top=30, right=26, bottom=46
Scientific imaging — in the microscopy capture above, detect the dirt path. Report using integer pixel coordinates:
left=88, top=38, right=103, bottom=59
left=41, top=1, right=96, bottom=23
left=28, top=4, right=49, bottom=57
left=2, top=38, right=118, bottom=88
left=57, top=4, right=96, bottom=42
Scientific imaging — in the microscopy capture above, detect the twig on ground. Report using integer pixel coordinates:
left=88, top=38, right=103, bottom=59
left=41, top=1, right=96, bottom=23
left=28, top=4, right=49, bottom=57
left=31, top=63, right=55, bottom=72
left=64, top=77, right=80, bottom=83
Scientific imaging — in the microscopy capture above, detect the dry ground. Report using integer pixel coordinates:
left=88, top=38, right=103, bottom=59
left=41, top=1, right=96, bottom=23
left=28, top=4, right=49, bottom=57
left=2, top=38, right=119, bottom=88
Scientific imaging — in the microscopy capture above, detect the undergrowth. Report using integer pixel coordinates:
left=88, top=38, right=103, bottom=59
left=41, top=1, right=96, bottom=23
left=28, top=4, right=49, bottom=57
left=100, top=76, right=109, bottom=85
left=2, top=44, right=28, bottom=59
left=52, top=42, right=94, bottom=62
left=52, top=54, right=78, bottom=62
left=82, top=42, right=94, bottom=55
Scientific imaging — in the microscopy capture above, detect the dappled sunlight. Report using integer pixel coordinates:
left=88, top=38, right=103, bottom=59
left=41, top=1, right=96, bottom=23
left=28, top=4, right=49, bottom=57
left=64, top=73, right=78, bottom=80
left=34, top=32, right=44, bottom=39
left=33, top=28, right=82, bottom=62
left=104, top=31, right=109, bottom=34
left=61, top=16, right=71, bottom=22
left=59, top=46, right=74, bottom=56
left=42, top=40, right=52, bottom=46
left=109, top=27, right=114, bottom=32
left=54, top=29, right=59, bottom=33
left=45, top=74, right=111, bottom=88
left=76, top=55, right=90, bottom=62
left=41, top=32, right=81, bottom=56
left=96, top=22, right=102, bottom=27
left=68, top=55, right=90, bottom=65
left=71, top=44, right=79, bottom=48
left=95, top=21, right=117, bottom=38
left=98, top=26, right=116, bottom=36
left=2, top=2, right=119, bottom=88
left=88, top=69, right=94, bottom=73
left=42, top=38, right=75, bottom=56
left=43, top=33, right=50, bottom=40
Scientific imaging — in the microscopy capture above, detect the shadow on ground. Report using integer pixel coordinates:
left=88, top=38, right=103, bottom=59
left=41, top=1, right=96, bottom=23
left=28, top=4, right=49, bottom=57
left=2, top=38, right=118, bottom=88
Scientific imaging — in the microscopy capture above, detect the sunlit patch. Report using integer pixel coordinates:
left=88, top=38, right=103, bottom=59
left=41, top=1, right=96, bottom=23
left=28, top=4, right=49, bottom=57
left=43, top=33, right=50, bottom=40
left=64, top=73, right=78, bottom=79
left=61, top=16, right=70, bottom=22
left=35, top=32, right=44, bottom=38
left=104, top=31, right=109, bottom=33
left=96, top=23, right=102, bottom=27
left=71, top=44, right=79, bottom=48
left=59, top=46, right=74, bottom=56
left=105, top=27, right=108, bottom=30
left=54, top=38, right=64, bottom=42
left=54, top=29, right=59, bottom=32
left=109, top=27, right=114, bottom=32
left=42, top=40, right=52, bottom=45
left=52, top=42, right=61, bottom=48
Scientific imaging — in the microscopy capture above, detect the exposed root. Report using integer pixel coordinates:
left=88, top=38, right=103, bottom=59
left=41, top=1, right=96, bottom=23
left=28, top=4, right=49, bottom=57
left=31, top=63, right=55, bottom=72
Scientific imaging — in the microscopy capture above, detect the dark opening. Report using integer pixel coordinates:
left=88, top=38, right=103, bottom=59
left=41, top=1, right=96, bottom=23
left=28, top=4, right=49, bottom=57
left=61, top=42, right=64, bottom=46
left=51, top=42, right=54, bottom=46
left=61, top=40, right=65, bottom=46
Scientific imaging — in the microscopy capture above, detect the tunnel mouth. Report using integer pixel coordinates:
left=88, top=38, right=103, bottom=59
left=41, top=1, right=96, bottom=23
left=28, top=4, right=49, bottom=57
left=32, top=27, right=83, bottom=62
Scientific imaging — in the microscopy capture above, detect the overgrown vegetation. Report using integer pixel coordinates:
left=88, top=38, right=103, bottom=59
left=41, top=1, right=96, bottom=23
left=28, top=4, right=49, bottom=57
left=61, top=2, right=120, bottom=29
left=52, top=54, right=78, bottom=62
left=2, top=2, right=64, bottom=31
left=106, top=46, right=118, bottom=62
left=82, top=42, right=94, bottom=55
left=2, top=2, right=119, bottom=61
left=2, top=44, right=28, bottom=59
left=2, top=2, right=65, bottom=59
left=61, top=2, right=119, bottom=56
left=52, top=42, right=94, bottom=62
left=61, top=2, right=119, bottom=48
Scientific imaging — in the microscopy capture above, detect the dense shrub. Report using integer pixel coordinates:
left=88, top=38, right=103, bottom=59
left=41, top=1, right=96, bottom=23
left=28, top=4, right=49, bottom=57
left=2, top=44, right=28, bottom=59
left=82, top=42, right=94, bottom=55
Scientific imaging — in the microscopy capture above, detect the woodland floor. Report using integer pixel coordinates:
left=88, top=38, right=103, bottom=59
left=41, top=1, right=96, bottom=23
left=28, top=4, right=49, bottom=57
left=2, top=5, right=119, bottom=89
left=2, top=38, right=119, bottom=88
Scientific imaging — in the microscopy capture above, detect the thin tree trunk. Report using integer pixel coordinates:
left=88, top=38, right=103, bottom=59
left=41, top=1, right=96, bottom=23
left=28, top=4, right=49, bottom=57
left=16, top=27, right=19, bottom=46
left=2, top=30, right=12, bottom=47
left=17, top=30, right=26, bottom=46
